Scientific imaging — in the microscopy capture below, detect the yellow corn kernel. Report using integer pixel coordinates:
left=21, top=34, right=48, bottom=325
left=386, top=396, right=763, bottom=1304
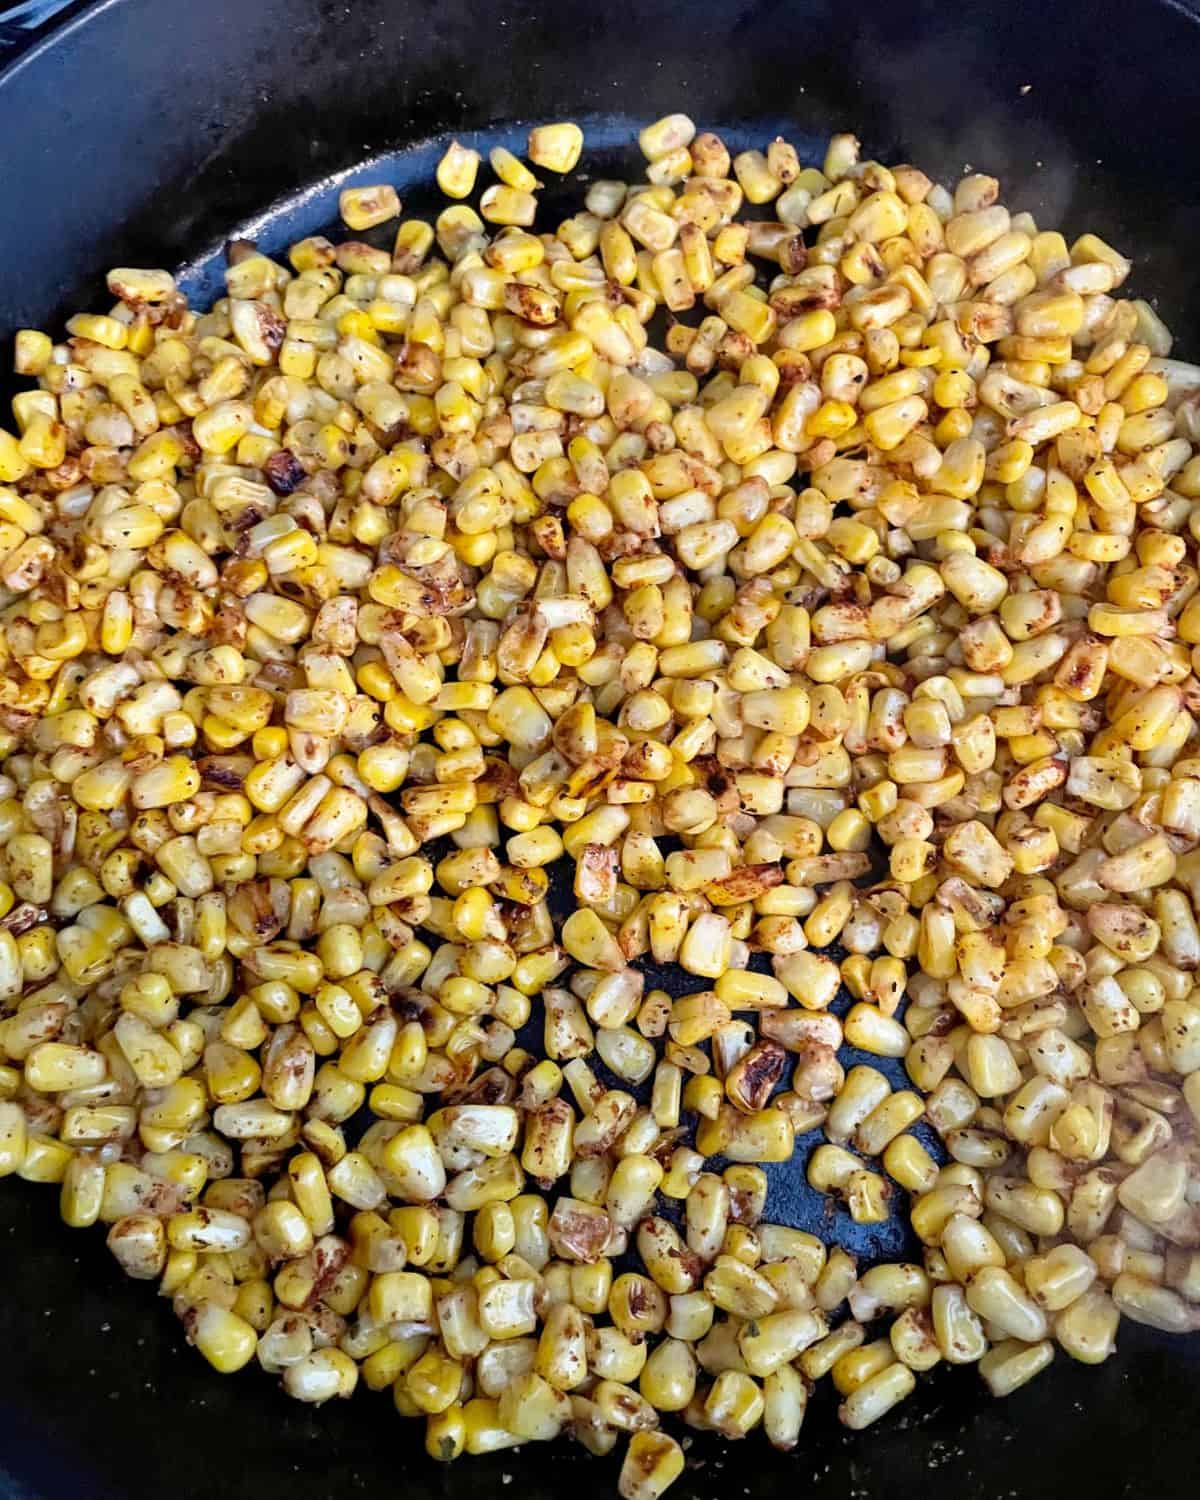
left=528, top=123, right=584, bottom=174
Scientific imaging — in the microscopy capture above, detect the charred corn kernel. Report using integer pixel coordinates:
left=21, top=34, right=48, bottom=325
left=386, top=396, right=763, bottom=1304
left=704, top=1370, right=764, bottom=1438
left=340, top=184, right=401, bottom=230
left=618, top=1432, right=685, bottom=1500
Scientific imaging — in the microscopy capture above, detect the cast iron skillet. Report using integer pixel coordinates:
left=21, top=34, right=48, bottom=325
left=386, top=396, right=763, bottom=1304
left=1, top=0, right=1199, bottom=1495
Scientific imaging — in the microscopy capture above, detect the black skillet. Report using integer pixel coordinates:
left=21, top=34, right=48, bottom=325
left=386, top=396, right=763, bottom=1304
left=0, top=0, right=1198, bottom=1495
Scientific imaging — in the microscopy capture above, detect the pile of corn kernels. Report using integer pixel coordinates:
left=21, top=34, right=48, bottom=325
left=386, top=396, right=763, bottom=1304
left=0, top=114, right=1198, bottom=1497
